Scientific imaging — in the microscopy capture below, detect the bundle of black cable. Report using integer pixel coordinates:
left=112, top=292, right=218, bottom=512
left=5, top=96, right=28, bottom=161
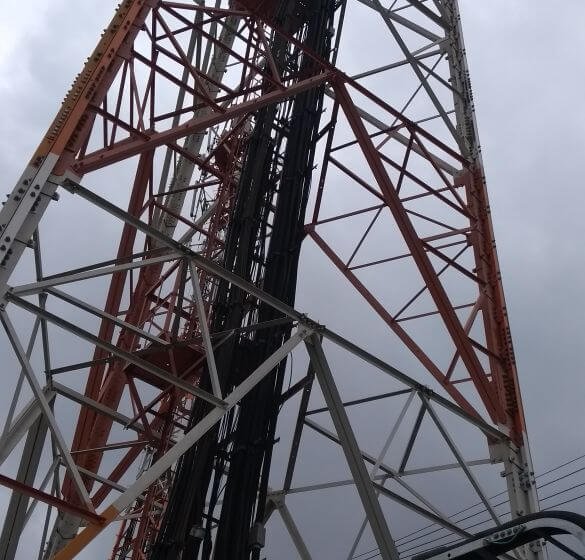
left=151, top=1, right=336, bottom=559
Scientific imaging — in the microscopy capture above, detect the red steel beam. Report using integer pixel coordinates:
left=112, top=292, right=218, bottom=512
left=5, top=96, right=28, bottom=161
left=463, top=167, right=527, bottom=439
left=36, top=0, right=157, bottom=173
left=73, top=72, right=332, bottom=174
left=63, top=150, right=155, bottom=502
left=331, top=78, right=504, bottom=423
left=0, top=474, right=104, bottom=526
left=307, top=229, right=480, bottom=420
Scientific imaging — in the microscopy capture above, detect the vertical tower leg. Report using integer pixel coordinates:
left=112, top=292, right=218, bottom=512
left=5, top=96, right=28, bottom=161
left=0, top=416, right=49, bottom=560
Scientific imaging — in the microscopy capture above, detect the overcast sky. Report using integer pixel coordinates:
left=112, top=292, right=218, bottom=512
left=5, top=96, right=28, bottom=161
left=1, top=1, right=585, bottom=559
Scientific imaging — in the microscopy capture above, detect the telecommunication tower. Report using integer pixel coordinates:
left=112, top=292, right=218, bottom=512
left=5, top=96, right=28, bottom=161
left=0, top=1, right=546, bottom=559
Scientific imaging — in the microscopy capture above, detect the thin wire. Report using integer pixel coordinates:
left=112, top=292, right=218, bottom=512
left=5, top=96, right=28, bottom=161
left=537, top=453, right=585, bottom=478
left=544, top=492, right=585, bottom=511
left=541, top=481, right=585, bottom=503
left=399, top=477, right=585, bottom=557
left=401, top=474, right=585, bottom=558
left=351, top=451, right=585, bottom=559
left=399, top=536, right=464, bottom=560
left=538, top=465, right=585, bottom=490
left=396, top=496, right=510, bottom=551
left=400, top=469, right=585, bottom=552
left=399, top=510, right=512, bottom=557
left=396, top=451, right=585, bottom=544
left=403, top=492, right=585, bottom=560
left=399, top=471, right=585, bottom=557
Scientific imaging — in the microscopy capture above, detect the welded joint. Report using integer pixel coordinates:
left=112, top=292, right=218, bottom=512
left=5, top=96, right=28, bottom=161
left=266, top=489, right=286, bottom=509
left=265, top=489, right=313, bottom=560
left=296, top=313, right=325, bottom=333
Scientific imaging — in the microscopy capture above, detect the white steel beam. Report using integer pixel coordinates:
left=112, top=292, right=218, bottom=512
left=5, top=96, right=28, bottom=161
left=40, top=179, right=510, bottom=443
left=346, top=390, right=416, bottom=560
left=304, top=417, right=451, bottom=526
left=366, top=0, right=463, bottom=149
left=60, top=179, right=305, bottom=323
left=1, top=316, right=41, bottom=442
left=0, top=158, right=60, bottom=299
left=0, top=416, right=53, bottom=560
left=401, top=459, right=493, bottom=476
left=47, top=287, right=167, bottom=347
left=188, top=261, right=221, bottom=398
left=269, top=495, right=313, bottom=560
left=355, top=0, right=442, bottom=41
left=75, top=466, right=126, bottom=494
left=51, top=328, right=309, bottom=560
left=11, top=253, right=180, bottom=297
left=7, top=294, right=226, bottom=409
left=0, top=389, right=56, bottom=467
left=0, top=310, right=94, bottom=512
left=305, top=333, right=399, bottom=560
left=22, top=457, right=61, bottom=528
left=323, top=88, right=459, bottom=176
left=321, top=327, right=508, bottom=442
left=422, top=396, right=500, bottom=525
left=51, top=382, right=159, bottom=440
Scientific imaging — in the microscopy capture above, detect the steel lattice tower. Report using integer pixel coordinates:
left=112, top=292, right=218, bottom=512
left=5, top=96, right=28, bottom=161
left=0, top=1, right=544, bottom=559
